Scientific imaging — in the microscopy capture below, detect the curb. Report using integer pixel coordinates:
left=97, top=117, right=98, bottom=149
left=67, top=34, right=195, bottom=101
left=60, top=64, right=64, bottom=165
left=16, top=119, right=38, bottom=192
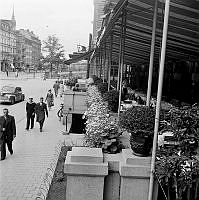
left=35, top=139, right=64, bottom=200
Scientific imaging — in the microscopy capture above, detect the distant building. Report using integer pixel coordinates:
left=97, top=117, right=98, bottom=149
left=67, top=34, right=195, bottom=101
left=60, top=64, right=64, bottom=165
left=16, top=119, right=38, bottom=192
left=0, top=8, right=41, bottom=72
left=17, top=29, right=41, bottom=70
left=0, top=9, right=17, bottom=71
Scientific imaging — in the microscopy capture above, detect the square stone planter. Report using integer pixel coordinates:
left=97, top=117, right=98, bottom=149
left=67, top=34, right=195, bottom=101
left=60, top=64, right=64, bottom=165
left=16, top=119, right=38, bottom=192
left=64, top=147, right=108, bottom=200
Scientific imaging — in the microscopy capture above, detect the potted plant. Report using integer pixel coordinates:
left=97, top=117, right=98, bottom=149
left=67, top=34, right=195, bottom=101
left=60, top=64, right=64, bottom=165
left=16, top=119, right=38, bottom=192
left=119, top=106, right=157, bottom=156
left=103, top=90, right=119, bottom=113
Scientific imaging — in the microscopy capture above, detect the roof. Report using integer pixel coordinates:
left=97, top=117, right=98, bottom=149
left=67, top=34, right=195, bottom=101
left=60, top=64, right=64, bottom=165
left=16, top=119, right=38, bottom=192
left=97, top=0, right=199, bottom=65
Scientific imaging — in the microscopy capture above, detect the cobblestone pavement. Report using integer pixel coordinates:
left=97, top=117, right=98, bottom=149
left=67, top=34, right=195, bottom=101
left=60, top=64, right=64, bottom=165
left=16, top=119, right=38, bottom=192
left=0, top=96, right=66, bottom=200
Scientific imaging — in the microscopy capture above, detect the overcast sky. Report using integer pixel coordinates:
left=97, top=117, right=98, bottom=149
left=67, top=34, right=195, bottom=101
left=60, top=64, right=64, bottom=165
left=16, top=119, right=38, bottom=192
left=0, top=0, right=94, bottom=58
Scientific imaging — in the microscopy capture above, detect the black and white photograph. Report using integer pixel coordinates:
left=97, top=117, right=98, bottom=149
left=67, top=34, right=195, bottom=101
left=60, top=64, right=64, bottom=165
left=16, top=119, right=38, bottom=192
left=0, top=0, right=199, bottom=200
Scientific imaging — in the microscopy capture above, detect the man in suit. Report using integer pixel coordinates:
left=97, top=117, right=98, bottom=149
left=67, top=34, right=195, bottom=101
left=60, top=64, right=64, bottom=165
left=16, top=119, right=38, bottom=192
left=35, top=97, right=48, bottom=132
left=26, top=97, right=36, bottom=130
left=0, top=108, right=16, bottom=161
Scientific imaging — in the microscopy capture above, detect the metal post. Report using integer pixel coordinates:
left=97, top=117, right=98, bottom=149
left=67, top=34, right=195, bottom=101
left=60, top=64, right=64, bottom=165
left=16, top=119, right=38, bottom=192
left=148, top=1, right=171, bottom=200
left=99, top=47, right=103, bottom=78
left=146, top=0, right=158, bottom=107
left=118, top=9, right=127, bottom=117
left=117, top=12, right=125, bottom=91
left=86, top=33, right=92, bottom=79
left=108, top=34, right=113, bottom=91
left=118, top=62, right=124, bottom=117
left=103, top=42, right=107, bottom=83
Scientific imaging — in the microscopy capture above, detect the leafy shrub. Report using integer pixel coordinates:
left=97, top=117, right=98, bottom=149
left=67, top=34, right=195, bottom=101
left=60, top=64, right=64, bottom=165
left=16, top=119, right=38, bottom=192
left=97, top=82, right=108, bottom=94
left=103, top=90, right=119, bottom=112
left=155, top=105, right=199, bottom=200
left=92, top=75, right=103, bottom=85
left=65, top=77, right=77, bottom=87
left=83, top=85, right=122, bottom=153
left=119, top=106, right=156, bottom=137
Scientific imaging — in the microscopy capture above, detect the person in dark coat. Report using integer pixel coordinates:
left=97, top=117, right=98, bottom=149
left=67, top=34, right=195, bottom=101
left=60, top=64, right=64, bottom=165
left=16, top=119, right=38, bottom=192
left=45, top=90, right=54, bottom=111
left=0, top=108, right=16, bottom=160
left=26, top=97, right=36, bottom=130
left=35, top=97, right=48, bottom=132
left=53, top=81, right=60, bottom=97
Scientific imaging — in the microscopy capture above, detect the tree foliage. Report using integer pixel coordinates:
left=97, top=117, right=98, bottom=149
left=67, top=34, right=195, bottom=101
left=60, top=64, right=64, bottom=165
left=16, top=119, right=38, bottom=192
left=42, top=35, right=65, bottom=67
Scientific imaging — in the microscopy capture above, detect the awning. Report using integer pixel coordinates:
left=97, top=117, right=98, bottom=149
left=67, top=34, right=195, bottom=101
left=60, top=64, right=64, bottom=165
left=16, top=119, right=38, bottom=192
left=65, top=50, right=94, bottom=65
left=97, top=0, right=199, bottom=65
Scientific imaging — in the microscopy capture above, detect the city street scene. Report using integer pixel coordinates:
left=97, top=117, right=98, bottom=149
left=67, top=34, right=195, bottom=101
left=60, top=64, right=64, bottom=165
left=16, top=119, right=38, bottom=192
left=0, top=0, right=199, bottom=200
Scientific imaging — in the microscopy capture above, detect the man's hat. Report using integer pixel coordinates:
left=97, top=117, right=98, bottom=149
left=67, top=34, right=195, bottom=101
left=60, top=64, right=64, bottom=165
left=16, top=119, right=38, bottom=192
left=29, top=97, right=33, bottom=99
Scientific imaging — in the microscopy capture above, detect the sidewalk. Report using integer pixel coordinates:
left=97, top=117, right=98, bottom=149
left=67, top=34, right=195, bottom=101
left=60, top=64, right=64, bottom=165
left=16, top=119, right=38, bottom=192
left=0, top=97, right=68, bottom=200
left=0, top=71, right=42, bottom=80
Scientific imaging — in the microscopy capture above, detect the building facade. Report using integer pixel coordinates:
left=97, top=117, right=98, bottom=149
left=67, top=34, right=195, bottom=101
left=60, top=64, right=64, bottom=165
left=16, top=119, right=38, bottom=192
left=0, top=11, right=17, bottom=71
left=0, top=10, right=41, bottom=72
left=17, top=29, right=41, bottom=70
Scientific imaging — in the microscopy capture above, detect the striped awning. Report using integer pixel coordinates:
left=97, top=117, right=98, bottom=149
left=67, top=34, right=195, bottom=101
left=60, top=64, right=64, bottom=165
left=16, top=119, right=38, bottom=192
left=98, top=0, right=199, bottom=65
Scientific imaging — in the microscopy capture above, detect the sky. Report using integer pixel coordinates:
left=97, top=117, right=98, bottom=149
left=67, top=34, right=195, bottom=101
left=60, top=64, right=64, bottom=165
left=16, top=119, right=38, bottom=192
left=0, top=0, right=94, bottom=58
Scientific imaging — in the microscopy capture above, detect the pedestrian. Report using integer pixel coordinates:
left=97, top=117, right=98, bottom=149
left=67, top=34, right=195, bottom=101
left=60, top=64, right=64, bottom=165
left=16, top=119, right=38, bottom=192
left=0, top=108, right=16, bottom=161
left=45, top=89, right=54, bottom=111
left=5, top=69, right=8, bottom=77
left=26, top=97, right=36, bottom=130
left=15, top=69, right=18, bottom=78
left=53, top=81, right=60, bottom=97
left=35, top=97, right=48, bottom=132
left=59, top=81, right=64, bottom=98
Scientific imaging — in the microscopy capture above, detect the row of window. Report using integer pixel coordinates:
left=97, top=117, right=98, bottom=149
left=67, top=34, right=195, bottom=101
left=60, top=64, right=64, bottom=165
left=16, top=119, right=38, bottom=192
left=0, top=38, right=16, bottom=46
left=0, top=30, right=15, bottom=38
left=0, top=46, right=16, bottom=54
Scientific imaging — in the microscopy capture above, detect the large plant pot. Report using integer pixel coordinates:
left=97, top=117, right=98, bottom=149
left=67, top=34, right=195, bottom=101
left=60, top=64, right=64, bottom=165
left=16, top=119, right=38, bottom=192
left=130, top=132, right=153, bottom=157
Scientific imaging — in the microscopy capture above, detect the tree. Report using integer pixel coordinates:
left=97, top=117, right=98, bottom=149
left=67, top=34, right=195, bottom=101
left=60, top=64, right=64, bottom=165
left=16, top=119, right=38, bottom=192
left=42, top=35, right=65, bottom=77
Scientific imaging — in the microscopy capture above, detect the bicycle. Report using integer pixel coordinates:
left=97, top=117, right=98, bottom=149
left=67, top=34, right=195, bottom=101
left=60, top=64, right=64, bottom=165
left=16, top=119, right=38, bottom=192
left=57, top=103, right=64, bottom=121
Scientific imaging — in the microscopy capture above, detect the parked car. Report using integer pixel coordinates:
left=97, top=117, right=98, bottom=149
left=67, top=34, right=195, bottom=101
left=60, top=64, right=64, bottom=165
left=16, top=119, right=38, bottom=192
left=0, top=85, right=25, bottom=104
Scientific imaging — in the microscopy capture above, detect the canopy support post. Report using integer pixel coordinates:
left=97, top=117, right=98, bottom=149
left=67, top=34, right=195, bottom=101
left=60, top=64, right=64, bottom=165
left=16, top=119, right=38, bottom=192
left=108, top=33, right=113, bottom=91
left=148, top=1, right=171, bottom=200
left=118, top=9, right=127, bottom=117
left=146, top=0, right=158, bottom=107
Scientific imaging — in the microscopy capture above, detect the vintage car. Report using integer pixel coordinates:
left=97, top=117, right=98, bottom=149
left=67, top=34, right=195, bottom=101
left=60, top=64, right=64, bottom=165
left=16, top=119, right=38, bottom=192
left=0, top=85, right=25, bottom=104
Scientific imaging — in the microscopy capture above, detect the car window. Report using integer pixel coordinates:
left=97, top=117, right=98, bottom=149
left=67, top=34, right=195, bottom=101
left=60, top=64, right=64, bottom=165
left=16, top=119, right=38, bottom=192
left=1, top=86, right=15, bottom=93
left=16, top=87, right=22, bottom=92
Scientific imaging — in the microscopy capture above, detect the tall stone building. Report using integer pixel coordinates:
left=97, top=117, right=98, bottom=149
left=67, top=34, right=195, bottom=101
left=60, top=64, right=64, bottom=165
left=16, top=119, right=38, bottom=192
left=17, top=29, right=41, bottom=70
left=0, top=8, right=41, bottom=72
left=0, top=10, right=17, bottom=71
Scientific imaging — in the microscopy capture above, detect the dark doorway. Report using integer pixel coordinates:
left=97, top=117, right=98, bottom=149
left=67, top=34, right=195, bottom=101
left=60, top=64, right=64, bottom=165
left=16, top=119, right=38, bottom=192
left=69, top=113, right=86, bottom=134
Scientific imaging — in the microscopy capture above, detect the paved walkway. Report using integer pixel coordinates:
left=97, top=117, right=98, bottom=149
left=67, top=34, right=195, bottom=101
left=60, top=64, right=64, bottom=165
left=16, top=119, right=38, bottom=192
left=0, top=96, right=68, bottom=200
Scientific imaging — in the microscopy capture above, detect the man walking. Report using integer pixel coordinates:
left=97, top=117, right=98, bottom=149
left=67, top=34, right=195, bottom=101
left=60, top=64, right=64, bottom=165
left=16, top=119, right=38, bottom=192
left=0, top=108, right=16, bottom=161
left=35, top=97, right=48, bottom=132
left=53, top=81, right=60, bottom=97
left=26, top=97, right=36, bottom=130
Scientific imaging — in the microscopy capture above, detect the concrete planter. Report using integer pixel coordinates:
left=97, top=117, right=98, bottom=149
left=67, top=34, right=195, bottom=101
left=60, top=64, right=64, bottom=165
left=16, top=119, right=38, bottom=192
left=64, top=147, right=108, bottom=200
left=64, top=147, right=158, bottom=200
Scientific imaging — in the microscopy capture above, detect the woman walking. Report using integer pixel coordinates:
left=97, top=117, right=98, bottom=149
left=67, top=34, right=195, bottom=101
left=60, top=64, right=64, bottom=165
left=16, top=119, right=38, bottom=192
left=45, top=89, right=54, bottom=111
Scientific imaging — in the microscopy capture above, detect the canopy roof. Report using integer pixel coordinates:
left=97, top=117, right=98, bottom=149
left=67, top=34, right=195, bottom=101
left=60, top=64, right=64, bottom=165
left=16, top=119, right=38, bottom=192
left=65, top=50, right=94, bottom=65
left=97, top=0, right=199, bottom=65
